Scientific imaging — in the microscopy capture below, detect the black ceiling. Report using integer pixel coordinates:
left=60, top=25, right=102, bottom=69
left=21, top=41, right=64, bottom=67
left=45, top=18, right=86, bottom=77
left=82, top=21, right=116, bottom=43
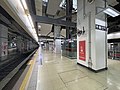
left=108, top=2, right=120, bottom=34
left=108, top=38, right=120, bottom=43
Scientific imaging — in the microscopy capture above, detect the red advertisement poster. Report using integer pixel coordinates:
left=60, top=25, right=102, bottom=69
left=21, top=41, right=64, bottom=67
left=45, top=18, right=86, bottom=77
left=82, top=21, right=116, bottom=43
left=79, top=41, right=86, bottom=61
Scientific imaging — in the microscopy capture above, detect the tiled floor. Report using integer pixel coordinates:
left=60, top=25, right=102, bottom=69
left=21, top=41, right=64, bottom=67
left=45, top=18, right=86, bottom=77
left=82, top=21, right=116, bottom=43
left=36, top=49, right=120, bottom=90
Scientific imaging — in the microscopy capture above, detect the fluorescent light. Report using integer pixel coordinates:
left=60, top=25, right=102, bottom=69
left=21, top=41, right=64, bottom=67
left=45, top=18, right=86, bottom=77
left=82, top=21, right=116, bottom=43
left=21, top=0, right=28, bottom=10
left=20, top=0, right=38, bottom=41
left=38, top=25, right=41, bottom=29
left=38, top=34, right=41, bottom=36
left=21, top=0, right=35, bottom=30
left=103, top=6, right=120, bottom=17
left=43, top=0, right=48, bottom=2
left=107, top=32, right=120, bottom=39
left=59, top=0, right=65, bottom=8
left=28, top=15, right=34, bottom=28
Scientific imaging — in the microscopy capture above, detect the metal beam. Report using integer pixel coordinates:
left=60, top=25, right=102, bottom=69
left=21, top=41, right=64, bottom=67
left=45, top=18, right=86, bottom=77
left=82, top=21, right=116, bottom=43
left=66, top=0, right=73, bottom=39
left=39, top=36, right=54, bottom=39
left=46, top=31, right=52, bottom=36
left=56, top=12, right=77, bottom=20
left=32, top=15, right=76, bottom=27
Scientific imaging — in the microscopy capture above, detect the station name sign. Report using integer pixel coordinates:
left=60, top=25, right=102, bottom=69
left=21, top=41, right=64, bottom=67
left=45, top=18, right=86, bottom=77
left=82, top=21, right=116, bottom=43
left=95, top=24, right=107, bottom=31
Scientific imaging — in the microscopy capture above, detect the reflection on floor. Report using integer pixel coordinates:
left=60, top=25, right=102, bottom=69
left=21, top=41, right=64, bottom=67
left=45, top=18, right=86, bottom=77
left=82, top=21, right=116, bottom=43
left=36, top=50, right=120, bottom=90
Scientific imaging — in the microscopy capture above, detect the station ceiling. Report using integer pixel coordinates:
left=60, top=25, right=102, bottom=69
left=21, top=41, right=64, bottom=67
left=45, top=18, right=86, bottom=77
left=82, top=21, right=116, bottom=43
left=33, top=0, right=120, bottom=39
left=34, top=0, right=76, bottom=38
left=1, top=0, right=120, bottom=40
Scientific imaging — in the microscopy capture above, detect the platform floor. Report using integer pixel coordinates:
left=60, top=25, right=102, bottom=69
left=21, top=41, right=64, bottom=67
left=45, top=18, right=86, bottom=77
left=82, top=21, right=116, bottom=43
left=27, top=49, right=120, bottom=90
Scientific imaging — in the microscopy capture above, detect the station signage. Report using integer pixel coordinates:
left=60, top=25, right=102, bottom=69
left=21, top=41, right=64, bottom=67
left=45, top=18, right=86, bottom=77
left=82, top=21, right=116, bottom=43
left=79, top=41, right=86, bottom=61
left=95, top=24, right=107, bottom=31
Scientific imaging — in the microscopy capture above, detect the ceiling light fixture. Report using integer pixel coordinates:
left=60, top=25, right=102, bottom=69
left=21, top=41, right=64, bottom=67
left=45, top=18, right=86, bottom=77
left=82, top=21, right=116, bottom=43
left=20, top=0, right=35, bottom=28
left=103, top=6, right=120, bottom=17
left=20, top=0, right=38, bottom=41
left=20, top=0, right=29, bottom=15
left=38, top=25, right=41, bottom=29
left=28, top=15, right=34, bottom=28
left=20, top=0, right=28, bottom=10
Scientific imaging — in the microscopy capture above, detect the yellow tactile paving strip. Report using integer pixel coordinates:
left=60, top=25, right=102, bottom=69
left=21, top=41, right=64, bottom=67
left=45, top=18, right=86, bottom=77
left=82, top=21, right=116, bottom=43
left=19, top=50, right=38, bottom=90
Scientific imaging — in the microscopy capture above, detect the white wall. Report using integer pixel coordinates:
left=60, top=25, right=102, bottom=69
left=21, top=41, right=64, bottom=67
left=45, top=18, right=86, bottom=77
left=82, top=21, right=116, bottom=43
left=77, top=0, right=107, bottom=71
left=54, top=39, right=61, bottom=54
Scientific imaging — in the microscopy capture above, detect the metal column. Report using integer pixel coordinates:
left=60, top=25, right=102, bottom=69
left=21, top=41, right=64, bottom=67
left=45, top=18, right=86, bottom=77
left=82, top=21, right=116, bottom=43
left=66, top=0, right=73, bottom=39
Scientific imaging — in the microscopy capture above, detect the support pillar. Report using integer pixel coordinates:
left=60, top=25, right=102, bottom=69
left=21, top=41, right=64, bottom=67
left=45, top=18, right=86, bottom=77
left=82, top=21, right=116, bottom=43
left=54, top=25, right=61, bottom=54
left=54, top=25, right=61, bottom=38
left=66, top=0, right=73, bottom=39
left=16, top=36, right=22, bottom=53
left=77, top=0, right=107, bottom=71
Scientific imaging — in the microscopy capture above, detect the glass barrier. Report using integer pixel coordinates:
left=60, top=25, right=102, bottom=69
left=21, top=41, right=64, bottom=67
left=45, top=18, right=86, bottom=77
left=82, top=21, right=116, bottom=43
left=62, top=40, right=77, bottom=59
